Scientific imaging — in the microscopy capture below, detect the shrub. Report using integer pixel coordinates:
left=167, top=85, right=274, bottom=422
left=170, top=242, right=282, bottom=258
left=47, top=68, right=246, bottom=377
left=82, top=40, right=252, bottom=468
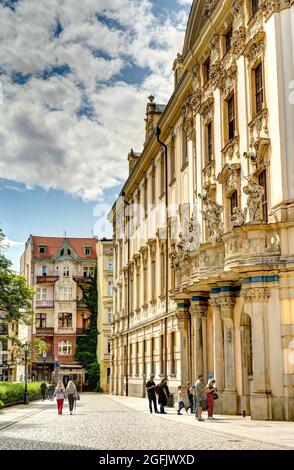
left=0, top=400, right=4, bottom=409
left=0, top=382, right=42, bottom=406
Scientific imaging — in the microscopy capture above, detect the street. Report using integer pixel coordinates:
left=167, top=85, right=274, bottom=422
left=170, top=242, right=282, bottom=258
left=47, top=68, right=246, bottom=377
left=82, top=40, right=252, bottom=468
left=0, top=394, right=280, bottom=450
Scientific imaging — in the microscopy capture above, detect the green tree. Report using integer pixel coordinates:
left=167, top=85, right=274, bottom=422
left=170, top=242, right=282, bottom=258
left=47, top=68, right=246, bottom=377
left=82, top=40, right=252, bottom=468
left=0, top=228, right=34, bottom=328
left=75, top=269, right=100, bottom=391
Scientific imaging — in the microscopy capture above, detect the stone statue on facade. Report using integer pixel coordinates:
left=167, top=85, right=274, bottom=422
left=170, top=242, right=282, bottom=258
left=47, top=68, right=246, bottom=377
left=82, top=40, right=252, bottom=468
left=243, top=176, right=264, bottom=224
left=231, top=206, right=246, bottom=227
left=199, top=192, right=224, bottom=243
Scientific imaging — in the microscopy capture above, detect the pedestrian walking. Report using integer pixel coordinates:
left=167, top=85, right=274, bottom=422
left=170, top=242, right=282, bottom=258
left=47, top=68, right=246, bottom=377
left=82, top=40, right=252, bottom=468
left=186, top=382, right=194, bottom=413
left=177, top=386, right=186, bottom=415
left=158, top=378, right=170, bottom=414
left=206, top=378, right=217, bottom=420
left=47, top=383, right=54, bottom=400
left=65, top=380, right=79, bottom=415
left=195, top=374, right=207, bottom=422
left=145, top=375, right=159, bottom=414
left=54, top=380, right=66, bottom=415
left=40, top=381, right=47, bottom=401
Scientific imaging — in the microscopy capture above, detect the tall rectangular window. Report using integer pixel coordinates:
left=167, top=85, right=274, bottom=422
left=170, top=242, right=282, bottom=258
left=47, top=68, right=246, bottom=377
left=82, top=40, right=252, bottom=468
left=160, top=334, right=164, bottom=375
left=58, top=312, right=72, bottom=328
left=151, top=250, right=156, bottom=301
left=170, top=332, right=176, bottom=375
left=108, top=280, right=113, bottom=296
left=227, top=94, right=235, bottom=141
left=259, top=170, right=268, bottom=223
left=36, top=288, right=47, bottom=301
left=124, top=345, right=127, bottom=375
left=254, top=63, right=263, bottom=114
left=160, top=244, right=166, bottom=295
left=160, top=152, right=165, bottom=195
left=143, top=339, right=147, bottom=375
left=143, top=259, right=148, bottom=305
left=203, top=56, right=210, bottom=84
left=170, top=136, right=175, bottom=181
left=182, top=130, right=188, bottom=166
left=144, top=179, right=148, bottom=218
left=251, top=0, right=259, bottom=17
left=230, top=191, right=238, bottom=219
left=129, top=343, right=133, bottom=376
left=225, top=27, right=233, bottom=53
left=151, top=166, right=156, bottom=204
left=135, top=342, right=139, bottom=375
left=36, top=313, right=46, bottom=328
left=151, top=337, right=155, bottom=374
left=207, top=122, right=213, bottom=163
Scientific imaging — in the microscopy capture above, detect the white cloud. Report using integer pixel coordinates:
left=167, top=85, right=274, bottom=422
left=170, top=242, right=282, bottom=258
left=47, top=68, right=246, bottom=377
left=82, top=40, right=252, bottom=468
left=1, top=237, right=25, bottom=248
left=0, top=0, right=189, bottom=201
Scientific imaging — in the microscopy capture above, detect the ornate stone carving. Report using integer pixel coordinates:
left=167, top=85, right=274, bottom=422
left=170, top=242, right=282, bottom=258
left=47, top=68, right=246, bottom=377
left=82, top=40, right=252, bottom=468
left=231, top=207, right=246, bottom=227
left=221, top=137, right=240, bottom=165
left=248, top=108, right=269, bottom=151
left=217, top=163, right=240, bottom=195
left=176, top=309, right=191, bottom=321
left=190, top=304, right=208, bottom=318
left=199, top=192, right=224, bottom=243
left=243, top=176, right=264, bottom=224
left=241, top=287, right=271, bottom=301
left=199, top=97, right=214, bottom=124
left=226, top=328, right=232, bottom=343
left=210, top=61, right=223, bottom=89
left=181, top=94, right=195, bottom=141
left=220, top=64, right=237, bottom=98
left=232, top=27, right=246, bottom=56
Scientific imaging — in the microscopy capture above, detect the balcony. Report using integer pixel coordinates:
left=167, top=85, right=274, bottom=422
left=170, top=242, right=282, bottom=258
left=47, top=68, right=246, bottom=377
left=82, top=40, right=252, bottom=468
left=35, top=300, right=54, bottom=308
left=34, top=354, right=54, bottom=364
left=73, top=276, right=94, bottom=285
left=77, top=300, right=88, bottom=308
left=35, top=327, right=54, bottom=336
left=36, top=276, right=59, bottom=284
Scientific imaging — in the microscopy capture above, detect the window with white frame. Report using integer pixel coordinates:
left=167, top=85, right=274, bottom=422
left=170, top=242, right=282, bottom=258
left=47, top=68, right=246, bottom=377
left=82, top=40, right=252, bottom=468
left=108, top=258, right=113, bottom=271
left=59, top=287, right=72, bottom=301
left=84, top=246, right=92, bottom=256
left=58, top=340, right=72, bottom=355
left=36, top=288, right=47, bottom=301
left=107, top=280, right=113, bottom=296
left=83, top=266, right=94, bottom=278
left=63, top=266, right=70, bottom=277
left=107, top=307, right=112, bottom=324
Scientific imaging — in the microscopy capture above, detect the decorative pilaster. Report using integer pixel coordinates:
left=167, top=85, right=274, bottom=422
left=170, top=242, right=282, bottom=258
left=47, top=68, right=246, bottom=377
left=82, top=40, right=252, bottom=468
left=190, top=303, right=208, bottom=382
left=209, top=298, right=224, bottom=391
left=176, top=302, right=191, bottom=385
left=241, top=286, right=272, bottom=420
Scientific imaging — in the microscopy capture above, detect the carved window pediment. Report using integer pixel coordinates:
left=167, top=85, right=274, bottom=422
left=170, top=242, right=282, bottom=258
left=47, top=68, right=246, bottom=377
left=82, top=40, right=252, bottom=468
left=244, top=31, right=265, bottom=68
left=199, top=96, right=214, bottom=124
left=217, top=163, right=241, bottom=196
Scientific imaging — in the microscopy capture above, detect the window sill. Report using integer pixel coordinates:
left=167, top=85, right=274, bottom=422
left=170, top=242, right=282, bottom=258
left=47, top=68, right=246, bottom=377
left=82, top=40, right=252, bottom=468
left=169, top=177, right=176, bottom=187
left=168, top=373, right=177, bottom=378
left=221, top=135, right=239, bottom=153
left=149, top=299, right=157, bottom=305
left=180, top=161, right=189, bottom=172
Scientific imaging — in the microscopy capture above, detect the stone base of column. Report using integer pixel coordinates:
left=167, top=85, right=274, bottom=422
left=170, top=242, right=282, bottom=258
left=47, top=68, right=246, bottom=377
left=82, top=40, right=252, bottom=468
left=250, top=391, right=272, bottom=420
left=239, top=395, right=251, bottom=416
left=222, top=390, right=238, bottom=415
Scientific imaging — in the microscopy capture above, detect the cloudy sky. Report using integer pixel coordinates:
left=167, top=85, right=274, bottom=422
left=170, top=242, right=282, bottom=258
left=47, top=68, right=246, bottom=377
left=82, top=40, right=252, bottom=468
left=0, top=0, right=192, bottom=269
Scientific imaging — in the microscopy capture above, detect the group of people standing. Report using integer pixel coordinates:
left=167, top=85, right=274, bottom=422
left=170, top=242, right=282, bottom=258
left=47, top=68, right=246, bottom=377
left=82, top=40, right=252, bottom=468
left=40, top=380, right=80, bottom=415
left=146, top=374, right=218, bottom=422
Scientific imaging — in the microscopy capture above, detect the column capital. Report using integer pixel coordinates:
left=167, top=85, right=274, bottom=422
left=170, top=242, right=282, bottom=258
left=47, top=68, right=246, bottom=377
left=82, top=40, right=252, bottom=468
left=241, top=287, right=271, bottom=302
left=190, top=304, right=208, bottom=318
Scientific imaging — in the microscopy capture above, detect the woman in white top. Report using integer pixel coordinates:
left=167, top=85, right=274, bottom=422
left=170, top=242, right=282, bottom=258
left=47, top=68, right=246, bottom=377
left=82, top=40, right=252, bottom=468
left=54, top=381, right=66, bottom=415
left=65, top=380, right=78, bottom=415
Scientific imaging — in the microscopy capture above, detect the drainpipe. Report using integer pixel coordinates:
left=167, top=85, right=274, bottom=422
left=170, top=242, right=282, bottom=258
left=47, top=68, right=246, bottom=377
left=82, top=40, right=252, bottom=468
left=154, top=127, right=169, bottom=378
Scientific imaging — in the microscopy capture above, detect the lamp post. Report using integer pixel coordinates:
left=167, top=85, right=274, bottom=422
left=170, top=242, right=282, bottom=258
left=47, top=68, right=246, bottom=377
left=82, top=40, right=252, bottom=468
left=42, top=350, right=47, bottom=381
left=23, top=342, right=29, bottom=405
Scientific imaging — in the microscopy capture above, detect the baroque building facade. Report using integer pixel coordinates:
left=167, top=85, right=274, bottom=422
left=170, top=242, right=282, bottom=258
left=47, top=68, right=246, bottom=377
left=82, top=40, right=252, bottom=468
left=97, top=238, right=113, bottom=392
left=110, top=0, right=294, bottom=421
left=20, top=236, right=97, bottom=385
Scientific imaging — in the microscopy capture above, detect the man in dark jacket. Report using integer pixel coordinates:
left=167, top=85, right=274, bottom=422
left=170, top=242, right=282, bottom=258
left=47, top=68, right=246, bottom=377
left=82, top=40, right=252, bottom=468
left=145, top=375, right=159, bottom=414
left=40, top=382, right=47, bottom=401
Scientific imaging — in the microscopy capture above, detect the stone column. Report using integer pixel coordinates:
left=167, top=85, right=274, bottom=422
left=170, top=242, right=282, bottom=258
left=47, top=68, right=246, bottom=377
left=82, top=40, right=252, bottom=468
left=219, top=296, right=237, bottom=415
left=176, top=302, right=191, bottom=385
left=241, top=287, right=272, bottom=420
left=190, top=303, right=208, bottom=382
left=209, top=298, right=224, bottom=391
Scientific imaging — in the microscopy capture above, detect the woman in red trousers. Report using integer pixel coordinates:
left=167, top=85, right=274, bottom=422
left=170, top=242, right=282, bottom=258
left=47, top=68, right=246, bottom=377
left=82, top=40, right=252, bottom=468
left=54, top=381, right=66, bottom=415
left=206, top=379, right=217, bottom=420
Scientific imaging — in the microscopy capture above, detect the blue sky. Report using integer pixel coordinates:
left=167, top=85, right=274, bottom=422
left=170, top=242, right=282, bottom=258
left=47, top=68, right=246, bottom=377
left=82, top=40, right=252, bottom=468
left=0, top=0, right=191, bottom=270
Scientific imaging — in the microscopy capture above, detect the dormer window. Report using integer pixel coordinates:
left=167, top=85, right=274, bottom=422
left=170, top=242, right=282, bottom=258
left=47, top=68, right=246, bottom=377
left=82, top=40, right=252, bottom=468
left=84, top=247, right=92, bottom=256
left=60, top=248, right=64, bottom=256
left=67, top=249, right=71, bottom=256
left=39, top=245, right=46, bottom=254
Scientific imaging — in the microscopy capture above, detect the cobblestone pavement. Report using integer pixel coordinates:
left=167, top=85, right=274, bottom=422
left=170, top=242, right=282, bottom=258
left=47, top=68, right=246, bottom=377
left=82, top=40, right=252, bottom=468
left=0, top=394, right=277, bottom=450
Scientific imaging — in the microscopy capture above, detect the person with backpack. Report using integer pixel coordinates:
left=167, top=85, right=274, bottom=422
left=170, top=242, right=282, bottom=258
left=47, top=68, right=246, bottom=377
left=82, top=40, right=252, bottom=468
left=145, top=375, right=159, bottom=414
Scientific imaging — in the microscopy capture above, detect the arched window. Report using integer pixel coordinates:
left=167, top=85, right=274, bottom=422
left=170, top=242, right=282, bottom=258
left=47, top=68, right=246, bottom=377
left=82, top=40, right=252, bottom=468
left=58, top=341, right=72, bottom=355
left=60, top=249, right=64, bottom=256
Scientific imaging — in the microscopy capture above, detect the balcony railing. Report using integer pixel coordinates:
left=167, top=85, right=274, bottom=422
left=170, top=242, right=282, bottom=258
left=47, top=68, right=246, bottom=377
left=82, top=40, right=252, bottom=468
left=73, top=276, right=93, bottom=285
left=34, top=354, right=54, bottom=364
left=35, top=300, right=54, bottom=308
left=35, top=327, right=54, bottom=336
left=36, top=276, right=59, bottom=284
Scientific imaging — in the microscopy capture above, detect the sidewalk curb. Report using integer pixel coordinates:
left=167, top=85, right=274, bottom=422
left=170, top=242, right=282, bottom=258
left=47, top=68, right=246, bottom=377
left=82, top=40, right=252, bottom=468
left=108, top=395, right=290, bottom=451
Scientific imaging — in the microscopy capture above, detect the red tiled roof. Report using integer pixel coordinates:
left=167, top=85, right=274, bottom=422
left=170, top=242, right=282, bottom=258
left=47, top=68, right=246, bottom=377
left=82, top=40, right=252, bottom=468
left=32, top=236, right=97, bottom=259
